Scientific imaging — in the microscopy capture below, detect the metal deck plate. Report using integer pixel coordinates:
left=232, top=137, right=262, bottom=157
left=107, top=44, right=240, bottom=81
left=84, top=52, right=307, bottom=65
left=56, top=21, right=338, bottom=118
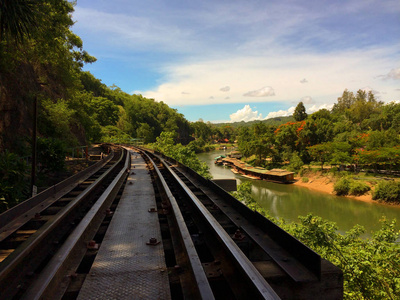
left=77, top=151, right=171, bottom=300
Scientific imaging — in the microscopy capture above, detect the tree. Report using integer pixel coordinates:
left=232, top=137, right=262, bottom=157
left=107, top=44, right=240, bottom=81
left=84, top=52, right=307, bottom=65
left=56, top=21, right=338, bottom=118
left=307, top=142, right=333, bottom=169
left=0, top=0, right=37, bottom=43
left=153, top=132, right=211, bottom=179
left=332, top=89, right=355, bottom=115
left=136, top=123, right=154, bottom=144
left=293, top=102, right=307, bottom=121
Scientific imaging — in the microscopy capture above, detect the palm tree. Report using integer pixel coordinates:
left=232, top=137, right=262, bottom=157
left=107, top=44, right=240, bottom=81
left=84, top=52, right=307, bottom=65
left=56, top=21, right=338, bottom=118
left=0, top=0, right=37, bottom=43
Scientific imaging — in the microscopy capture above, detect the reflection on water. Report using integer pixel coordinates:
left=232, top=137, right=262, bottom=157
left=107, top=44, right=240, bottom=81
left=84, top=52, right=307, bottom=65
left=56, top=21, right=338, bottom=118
left=198, top=150, right=400, bottom=235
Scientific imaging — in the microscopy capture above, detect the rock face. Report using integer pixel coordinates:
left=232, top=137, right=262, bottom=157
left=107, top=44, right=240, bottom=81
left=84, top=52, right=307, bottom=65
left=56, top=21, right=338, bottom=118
left=0, top=64, right=87, bottom=153
left=0, top=64, right=39, bottom=153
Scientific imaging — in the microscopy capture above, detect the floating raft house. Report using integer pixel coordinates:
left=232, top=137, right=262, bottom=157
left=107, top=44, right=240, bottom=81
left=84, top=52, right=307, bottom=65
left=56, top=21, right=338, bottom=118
left=222, top=157, right=295, bottom=183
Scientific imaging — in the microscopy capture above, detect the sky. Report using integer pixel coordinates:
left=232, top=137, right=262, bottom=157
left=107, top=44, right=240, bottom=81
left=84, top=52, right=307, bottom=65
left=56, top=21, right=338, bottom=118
left=71, top=0, right=400, bottom=123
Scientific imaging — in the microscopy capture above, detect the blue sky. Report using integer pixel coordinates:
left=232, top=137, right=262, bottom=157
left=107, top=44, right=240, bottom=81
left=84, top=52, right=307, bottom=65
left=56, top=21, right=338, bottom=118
left=72, top=0, right=400, bottom=122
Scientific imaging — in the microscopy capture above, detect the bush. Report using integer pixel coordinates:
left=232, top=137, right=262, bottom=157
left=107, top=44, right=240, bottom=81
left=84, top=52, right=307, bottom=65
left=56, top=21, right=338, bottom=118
left=348, top=180, right=370, bottom=196
left=334, top=177, right=351, bottom=195
left=288, top=152, right=304, bottom=172
left=373, top=181, right=400, bottom=203
left=37, top=137, right=66, bottom=172
left=301, top=177, right=309, bottom=183
left=334, top=177, right=370, bottom=196
left=0, top=151, right=28, bottom=211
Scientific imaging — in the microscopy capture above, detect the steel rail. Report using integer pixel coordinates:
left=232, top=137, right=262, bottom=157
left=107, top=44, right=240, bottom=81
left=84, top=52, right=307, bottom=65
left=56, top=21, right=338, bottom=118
left=142, top=150, right=216, bottom=300
left=154, top=153, right=280, bottom=300
left=173, top=167, right=319, bottom=283
left=160, top=151, right=322, bottom=281
left=0, top=149, right=125, bottom=299
left=0, top=150, right=114, bottom=242
left=21, top=149, right=130, bottom=300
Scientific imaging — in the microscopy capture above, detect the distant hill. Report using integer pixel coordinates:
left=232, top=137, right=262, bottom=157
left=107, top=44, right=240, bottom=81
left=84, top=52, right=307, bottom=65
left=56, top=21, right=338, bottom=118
left=212, top=116, right=294, bottom=128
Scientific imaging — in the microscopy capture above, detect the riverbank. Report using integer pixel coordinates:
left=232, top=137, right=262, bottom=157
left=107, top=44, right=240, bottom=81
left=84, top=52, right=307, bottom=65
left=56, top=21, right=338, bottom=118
left=294, top=172, right=375, bottom=204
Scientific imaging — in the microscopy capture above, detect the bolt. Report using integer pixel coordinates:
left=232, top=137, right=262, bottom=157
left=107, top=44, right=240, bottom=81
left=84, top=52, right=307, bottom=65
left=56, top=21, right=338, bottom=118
left=148, top=207, right=157, bottom=213
left=146, top=237, right=160, bottom=246
left=232, top=229, right=245, bottom=241
left=87, top=240, right=99, bottom=250
left=106, top=209, right=113, bottom=216
left=174, top=265, right=183, bottom=273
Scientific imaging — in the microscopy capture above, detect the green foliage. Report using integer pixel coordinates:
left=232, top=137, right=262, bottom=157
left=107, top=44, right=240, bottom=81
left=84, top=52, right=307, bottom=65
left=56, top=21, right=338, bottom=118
left=334, top=177, right=351, bottom=195
left=0, top=151, right=28, bottom=211
left=191, top=120, right=213, bottom=142
left=123, top=95, right=192, bottom=144
left=293, top=101, right=307, bottom=121
left=0, top=0, right=37, bottom=43
left=36, top=137, right=66, bottom=172
left=40, top=98, right=77, bottom=145
left=154, top=132, right=212, bottom=179
left=334, top=177, right=370, bottom=196
left=373, top=181, right=400, bottom=203
left=101, top=126, right=132, bottom=144
left=301, top=177, right=309, bottom=183
left=287, top=215, right=400, bottom=299
left=90, top=97, right=119, bottom=126
left=233, top=182, right=400, bottom=300
left=287, top=152, right=304, bottom=172
left=348, top=180, right=371, bottom=196
left=231, top=181, right=255, bottom=207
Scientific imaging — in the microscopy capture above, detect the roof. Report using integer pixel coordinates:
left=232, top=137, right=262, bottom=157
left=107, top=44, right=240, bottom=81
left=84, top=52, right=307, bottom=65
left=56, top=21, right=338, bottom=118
left=222, top=158, right=294, bottom=177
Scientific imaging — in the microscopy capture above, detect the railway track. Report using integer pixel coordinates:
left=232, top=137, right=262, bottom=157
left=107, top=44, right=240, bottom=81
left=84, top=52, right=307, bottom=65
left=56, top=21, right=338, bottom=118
left=141, top=148, right=342, bottom=299
left=0, top=145, right=342, bottom=299
left=0, top=145, right=129, bottom=299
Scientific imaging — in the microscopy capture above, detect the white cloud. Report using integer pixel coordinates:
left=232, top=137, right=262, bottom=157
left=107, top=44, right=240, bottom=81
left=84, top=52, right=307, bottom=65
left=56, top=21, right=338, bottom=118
left=220, top=86, right=230, bottom=92
left=229, top=105, right=263, bottom=122
left=308, top=103, right=334, bottom=113
left=264, top=103, right=335, bottom=119
left=264, top=106, right=295, bottom=119
left=243, top=86, right=275, bottom=97
left=74, top=2, right=400, bottom=110
left=382, top=68, right=400, bottom=80
left=140, top=46, right=399, bottom=106
left=300, top=96, right=314, bottom=104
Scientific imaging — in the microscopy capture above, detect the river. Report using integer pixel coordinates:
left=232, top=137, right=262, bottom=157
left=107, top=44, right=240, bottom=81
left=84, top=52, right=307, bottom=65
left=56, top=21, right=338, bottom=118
left=198, top=150, right=400, bottom=236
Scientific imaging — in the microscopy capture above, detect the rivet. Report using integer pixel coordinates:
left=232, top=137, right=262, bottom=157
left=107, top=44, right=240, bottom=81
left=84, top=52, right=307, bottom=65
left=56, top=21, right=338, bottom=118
left=87, top=240, right=99, bottom=250
left=232, top=229, right=245, bottom=241
left=146, top=237, right=160, bottom=246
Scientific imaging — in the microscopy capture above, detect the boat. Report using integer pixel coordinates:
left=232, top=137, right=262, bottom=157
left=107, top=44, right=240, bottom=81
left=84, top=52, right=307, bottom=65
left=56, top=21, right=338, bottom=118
left=219, top=157, right=295, bottom=183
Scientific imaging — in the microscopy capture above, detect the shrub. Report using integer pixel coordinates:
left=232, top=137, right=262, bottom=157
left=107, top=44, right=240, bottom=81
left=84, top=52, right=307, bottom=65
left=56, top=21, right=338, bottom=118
left=373, top=181, right=400, bottom=203
left=334, top=177, right=351, bottom=195
left=301, top=177, right=309, bottom=183
left=348, top=180, right=370, bottom=196
left=288, top=152, right=304, bottom=172
left=0, top=151, right=28, bottom=211
left=37, top=137, right=67, bottom=172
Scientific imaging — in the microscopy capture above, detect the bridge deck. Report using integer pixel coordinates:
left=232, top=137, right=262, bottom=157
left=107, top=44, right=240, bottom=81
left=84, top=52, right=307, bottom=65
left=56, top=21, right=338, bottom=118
left=77, top=150, right=171, bottom=300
